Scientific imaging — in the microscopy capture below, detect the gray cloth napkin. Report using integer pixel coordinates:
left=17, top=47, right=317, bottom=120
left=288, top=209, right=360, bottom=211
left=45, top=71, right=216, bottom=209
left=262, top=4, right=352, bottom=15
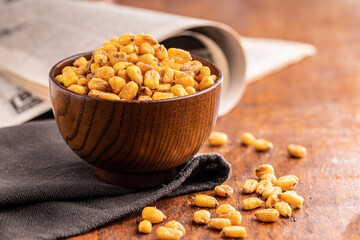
left=0, top=120, right=231, bottom=240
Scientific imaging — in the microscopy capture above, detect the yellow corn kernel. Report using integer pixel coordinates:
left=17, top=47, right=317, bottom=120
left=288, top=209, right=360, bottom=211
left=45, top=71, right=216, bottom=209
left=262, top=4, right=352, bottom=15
left=73, top=57, right=87, bottom=67
left=261, top=174, right=277, bottom=184
left=185, top=86, right=196, bottom=95
left=126, top=65, right=143, bottom=85
left=156, top=226, right=183, bottom=240
left=113, top=62, right=133, bottom=75
left=94, top=53, right=108, bottom=65
left=242, top=197, right=263, bottom=210
left=175, top=74, right=194, bottom=86
left=67, top=84, right=88, bottom=95
left=221, top=226, right=247, bottom=238
left=138, top=220, right=152, bottom=234
left=193, top=210, right=211, bottom=224
left=241, top=132, right=256, bottom=146
left=194, top=194, right=219, bottom=208
left=216, top=204, right=236, bottom=216
left=136, top=61, right=153, bottom=74
left=170, top=84, right=188, bottom=97
left=77, top=78, right=88, bottom=86
left=287, top=144, right=307, bottom=158
left=266, top=193, right=281, bottom=208
left=139, top=42, right=155, bottom=55
left=88, top=90, right=120, bottom=100
left=242, top=179, right=259, bottom=194
left=210, top=74, right=218, bottom=81
left=275, top=175, right=299, bottom=191
left=164, top=221, right=185, bottom=235
left=88, top=78, right=111, bottom=92
left=119, top=81, right=139, bottom=100
left=62, top=66, right=82, bottom=75
left=142, top=207, right=166, bottom=224
left=157, top=83, right=172, bottom=92
left=155, top=44, right=168, bottom=60
left=135, top=33, right=158, bottom=47
left=117, top=33, right=136, bottom=45
left=279, top=191, right=304, bottom=208
left=255, top=164, right=275, bottom=178
left=139, top=86, right=152, bottom=97
left=63, top=69, right=79, bottom=87
left=109, top=52, right=128, bottom=66
left=100, top=44, right=118, bottom=54
left=255, top=209, right=280, bottom=222
left=180, top=60, right=202, bottom=72
left=208, top=218, right=231, bottom=230
left=168, top=48, right=192, bottom=64
left=193, top=80, right=199, bottom=90
left=160, top=58, right=182, bottom=70
left=199, top=76, right=214, bottom=90
left=139, top=53, right=158, bottom=66
left=138, top=95, right=152, bottom=101
left=256, top=180, right=273, bottom=195
left=117, top=70, right=130, bottom=82
left=110, top=36, right=118, bottom=43
left=108, top=76, right=126, bottom=95
left=120, top=43, right=136, bottom=54
left=102, top=41, right=120, bottom=50
left=144, top=70, right=160, bottom=90
left=91, top=66, right=114, bottom=81
left=275, top=202, right=292, bottom=218
left=128, top=53, right=139, bottom=64
left=219, top=211, right=242, bottom=226
left=194, top=66, right=211, bottom=82
left=152, top=92, right=174, bottom=100
left=90, top=63, right=101, bottom=73
left=208, top=131, right=228, bottom=146
left=262, top=186, right=282, bottom=199
left=93, top=49, right=109, bottom=59
left=253, top=139, right=273, bottom=151
left=160, top=68, right=174, bottom=83
left=214, top=185, right=234, bottom=197
left=55, top=74, right=64, bottom=85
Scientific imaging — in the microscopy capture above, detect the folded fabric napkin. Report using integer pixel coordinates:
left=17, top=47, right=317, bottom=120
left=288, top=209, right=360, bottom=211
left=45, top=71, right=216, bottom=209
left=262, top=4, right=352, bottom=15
left=0, top=120, right=231, bottom=240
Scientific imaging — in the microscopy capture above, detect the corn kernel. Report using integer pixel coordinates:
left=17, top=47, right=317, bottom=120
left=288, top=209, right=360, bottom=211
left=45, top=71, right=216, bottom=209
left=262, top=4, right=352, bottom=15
left=194, top=66, right=211, bottom=83
left=67, top=84, right=88, bottom=95
left=139, top=53, right=158, bottom=66
left=100, top=44, right=118, bottom=53
left=157, top=226, right=183, bottom=240
left=136, top=61, right=153, bottom=74
left=88, top=78, right=111, bottom=92
left=168, top=48, right=192, bottom=64
left=266, top=194, right=281, bottom=208
left=208, top=218, right=231, bottom=230
left=199, top=76, right=214, bottom=90
left=77, top=78, right=88, bottom=86
left=193, top=210, right=211, bottom=224
left=144, top=70, right=160, bottom=89
left=113, top=62, right=133, bottom=75
left=170, top=84, right=188, bottom=97
left=88, top=90, right=120, bottom=100
left=117, top=70, right=130, bottom=82
left=155, top=44, right=168, bottom=60
left=261, top=174, right=277, bottom=184
left=102, top=41, right=120, bottom=50
left=242, top=179, right=259, bottom=194
left=109, top=52, right=128, bottom=66
left=255, top=164, right=275, bottom=178
left=185, top=86, right=196, bottom=95
left=63, top=69, right=79, bottom=87
left=126, top=65, right=143, bottom=85
left=241, top=132, right=256, bottom=146
left=90, top=63, right=101, bottom=73
left=108, top=76, right=126, bottom=94
left=139, top=86, right=152, bottom=97
left=287, top=144, right=307, bottom=158
left=218, top=211, right=242, bottom=226
left=117, top=33, right=135, bottom=45
left=139, top=42, right=155, bottom=55
left=157, top=83, right=172, bottom=92
left=55, top=74, right=64, bottom=85
left=138, top=95, right=152, bottom=101
left=152, top=92, right=175, bottom=100
left=165, top=220, right=185, bottom=235
left=119, top=81, right=139, bottom=100
left=275, top=202, right=292, bottom=217
left=214, top=185, right=234, bottom=197
left=255, top=209, right=280, bottom=222
left=253, top=139, right=273, bottom=151
left=175, top=76, right=194, bottom=88
left=128, top=53, right=139, bottom=64
left=275, top=175, right=299, bottom=191
left=161, top=58, right=182, bottom=70
left=194, top=194, right=219, bottom=208
left=242, top=197, right=263, bottom=210
left=120, top=43, right=136, bottom=54
left=279, top=191, right=304, bottom=208
left=221, top=226, right=247, bottom=238
left=73, top=57, right=87, bottom=67
left=91, top=66, right=114, bottom=81
left=138, top=220, right=152, bottom=234
left=142, top=207, right=166, bottom=224
left=160, top=68, right=174, bottom=83
left=208, top=131, right=228, bottom=146
left=180, top=60, right=202, bottom=72
left=262, top=186, right=282, bottom=199
left=193, top=80, right=199, bottom=91
left=256, top=180, right=273, bottom=195
left=135, top=33, right=158, bottom=47
left=216, top=204, right=236, bottom=215
left=94, top=53, right=108, bottom=65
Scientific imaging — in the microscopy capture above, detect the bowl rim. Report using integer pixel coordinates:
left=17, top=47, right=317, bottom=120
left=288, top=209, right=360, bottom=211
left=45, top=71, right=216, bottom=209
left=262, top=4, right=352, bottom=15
left=49, top=51, right=223, bottom=104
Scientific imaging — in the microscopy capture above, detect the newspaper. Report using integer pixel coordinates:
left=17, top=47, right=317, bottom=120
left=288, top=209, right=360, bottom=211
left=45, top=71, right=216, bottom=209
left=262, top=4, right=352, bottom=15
left=0, top=0, right=316, bottom=128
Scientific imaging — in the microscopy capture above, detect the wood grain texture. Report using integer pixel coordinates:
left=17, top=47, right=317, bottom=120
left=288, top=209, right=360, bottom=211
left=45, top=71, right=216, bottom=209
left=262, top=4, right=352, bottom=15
left=49, top=53, right=222, bottom=188
left=68, top=0, right=360, bottom=238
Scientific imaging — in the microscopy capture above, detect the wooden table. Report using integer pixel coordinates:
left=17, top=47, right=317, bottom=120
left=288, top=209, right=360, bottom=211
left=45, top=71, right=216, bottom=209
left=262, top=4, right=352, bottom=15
left=71, top=0, right=360, bottom=239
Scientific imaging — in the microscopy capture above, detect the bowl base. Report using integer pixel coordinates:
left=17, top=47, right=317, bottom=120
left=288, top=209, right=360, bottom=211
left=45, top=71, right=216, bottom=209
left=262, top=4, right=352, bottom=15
left=93, top=167, right=178, bottom=188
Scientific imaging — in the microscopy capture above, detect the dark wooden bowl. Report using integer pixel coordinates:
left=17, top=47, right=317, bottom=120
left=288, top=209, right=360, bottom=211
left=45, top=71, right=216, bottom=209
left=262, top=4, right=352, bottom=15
left=49, top=52, right=222, bottom=188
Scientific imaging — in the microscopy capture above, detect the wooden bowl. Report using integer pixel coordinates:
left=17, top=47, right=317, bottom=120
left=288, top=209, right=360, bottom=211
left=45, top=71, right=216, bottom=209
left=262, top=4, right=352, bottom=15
left=49, top=52, right=222, bottom=188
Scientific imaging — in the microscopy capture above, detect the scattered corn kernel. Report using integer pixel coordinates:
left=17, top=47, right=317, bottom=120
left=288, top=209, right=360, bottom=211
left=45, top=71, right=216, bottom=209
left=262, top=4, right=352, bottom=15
left=241, top=132, right=256, bottom=146
left=261, top=173, right=277, bottom=184
left=157, top=226, right=183, bottom=240
left=287, top=144, right=307, bottom=158
left=218, top=211, right=242, bottom=226
left=279, top=191, right=304, bottom=208
left=275, top=175, right=299, bottom=191
left=255, top=209, right=280, bottom=222
left=221, top=226, right=247, bottom=238
left=208, top=218, right=231, bottom=230
left=275, top=202, right=292, bottom=218
left=208, top=131, right=228, bottom=146
left=193, top=210, right=211, bottom=224
left=214, top=185, right=234, bottom=197
left=194, top=194, right=219, bottom=208
left=142, top=207, right=166, bottom=224
left=256, top=180, right=273, bottom=195
left=266, top=194, right=281, bottom=208
left=243, top=197, right=263, bottom=210
left=165, top=220, right=185, bottom=235
left=138, top=220, right=152, bottom=234
left=262, top=186, right=282, bottom=199
left=242, top=179, right=259, bottom=194
left=255, top=164, right=275, bottom=178
left=216, top=204, right=236, bottom=215
left=253, top=139, right=273, bottom=151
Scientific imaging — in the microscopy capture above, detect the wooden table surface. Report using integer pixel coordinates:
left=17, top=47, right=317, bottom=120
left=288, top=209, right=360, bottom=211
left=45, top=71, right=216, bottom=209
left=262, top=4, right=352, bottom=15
left=70, top=0, right=360, bottom=239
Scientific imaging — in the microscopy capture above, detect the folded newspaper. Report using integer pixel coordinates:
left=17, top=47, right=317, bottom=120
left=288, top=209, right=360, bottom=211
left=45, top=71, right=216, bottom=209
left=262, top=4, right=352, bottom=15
left=0, top=0, right=316, bottom=128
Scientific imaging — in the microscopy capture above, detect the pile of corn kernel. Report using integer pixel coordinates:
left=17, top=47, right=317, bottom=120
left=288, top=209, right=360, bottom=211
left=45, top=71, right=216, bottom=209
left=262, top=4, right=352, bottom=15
left=55, top=33, right=218, bottom=101
left=138, top=163, right=304, bottom=239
